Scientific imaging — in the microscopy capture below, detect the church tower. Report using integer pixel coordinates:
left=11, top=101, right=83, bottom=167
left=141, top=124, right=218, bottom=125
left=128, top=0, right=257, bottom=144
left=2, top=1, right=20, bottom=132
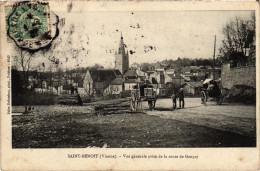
left=114, top=32, right=129, bottom=74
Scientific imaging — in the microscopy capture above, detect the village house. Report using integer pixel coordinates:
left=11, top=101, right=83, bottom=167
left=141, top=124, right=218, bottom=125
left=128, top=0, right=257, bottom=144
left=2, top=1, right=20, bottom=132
left=181, top=73, right=193, bottom=82
left=201, top=68, right=221, bottom=80
left=182, top=83, right=196, bottom=96
left=123, top=70, right=138, bottom=79
left=83, top=69, right=122, bottom=96
left=172, top=76, right=185, bottom=89
left=124, top=79, right=143, bottom=91
left=146, top=70, right=156, bottom=80
left=145, top=69, right=174, bottom=96
left=149, top=77, right=159, bottom=91
left=164, top=73, right=174, bottom=84
left=182, top=81, right=203, bottom=96
left=165, top=68, right=175, bottom=75
left=104, top=77, right=125, bottom=97
left=123, top=69, right=146, bottom=81
left=163, top=73, right=175, bottom=95
left=148, top=69, right=165, bottom=84
left=181, top=66, right=191, bottom=74
left=157, top=84, right=168, bottom=97
left=190, top=66, right=200, bottom=74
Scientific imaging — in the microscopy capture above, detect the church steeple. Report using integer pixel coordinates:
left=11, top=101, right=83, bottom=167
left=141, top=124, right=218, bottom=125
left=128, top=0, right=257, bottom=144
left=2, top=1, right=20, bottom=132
left=114, top=32, right=129, bottom=74
left=118, top=31, right=125, bottom=54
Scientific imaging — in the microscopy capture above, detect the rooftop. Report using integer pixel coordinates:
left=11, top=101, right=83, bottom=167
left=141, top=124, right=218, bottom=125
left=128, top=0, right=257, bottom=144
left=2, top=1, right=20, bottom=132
left=88, top=69, right=117, bottom=82
left=110, top=78, right=125, bottom=85
left=124, top=70, right=137, bottom=77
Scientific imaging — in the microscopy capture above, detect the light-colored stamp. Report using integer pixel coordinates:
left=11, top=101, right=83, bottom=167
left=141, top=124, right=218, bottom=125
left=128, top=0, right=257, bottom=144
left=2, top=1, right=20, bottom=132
left=6, top=2, right=56, bottom=51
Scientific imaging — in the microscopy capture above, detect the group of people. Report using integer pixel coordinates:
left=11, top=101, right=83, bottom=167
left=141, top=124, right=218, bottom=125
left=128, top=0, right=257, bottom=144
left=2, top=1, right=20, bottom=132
left=171, top=88, right=185, bottom=109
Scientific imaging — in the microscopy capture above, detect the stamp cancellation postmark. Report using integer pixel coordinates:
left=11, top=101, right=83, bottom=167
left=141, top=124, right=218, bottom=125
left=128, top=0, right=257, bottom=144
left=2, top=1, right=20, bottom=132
left=6, top=2, right=53, bottom=51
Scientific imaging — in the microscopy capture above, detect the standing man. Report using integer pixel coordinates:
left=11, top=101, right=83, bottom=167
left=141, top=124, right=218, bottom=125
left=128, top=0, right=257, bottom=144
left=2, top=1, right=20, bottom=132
left=178, top=88, right=185, bottom=108
left=171, top=91, right=177, bottom=109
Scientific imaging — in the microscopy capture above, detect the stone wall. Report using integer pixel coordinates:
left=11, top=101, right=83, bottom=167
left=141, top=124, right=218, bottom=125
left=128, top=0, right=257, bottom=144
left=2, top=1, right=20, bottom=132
left=221, top=63, right=256, bottom=89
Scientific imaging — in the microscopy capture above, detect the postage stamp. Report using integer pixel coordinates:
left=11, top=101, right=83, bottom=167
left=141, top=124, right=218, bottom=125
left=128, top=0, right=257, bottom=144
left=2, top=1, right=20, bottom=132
left=6, top=2, right=52, bottom=50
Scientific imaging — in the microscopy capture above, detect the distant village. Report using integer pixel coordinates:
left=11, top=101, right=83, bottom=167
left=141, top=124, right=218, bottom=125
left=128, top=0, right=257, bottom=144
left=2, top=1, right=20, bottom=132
left=12, top=32, right=255, bottom=103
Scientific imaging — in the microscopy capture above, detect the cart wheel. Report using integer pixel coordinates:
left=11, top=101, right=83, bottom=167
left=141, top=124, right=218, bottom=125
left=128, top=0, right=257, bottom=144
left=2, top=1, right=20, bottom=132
left=148, top=101, right=153, bottom=109
left=148, top=100, right=156, bottom=110
left=152, top=100, right=156, bottom=109
left=217, top=94, right=223, bottom=105
left=201, top=91, right=207, bottom=105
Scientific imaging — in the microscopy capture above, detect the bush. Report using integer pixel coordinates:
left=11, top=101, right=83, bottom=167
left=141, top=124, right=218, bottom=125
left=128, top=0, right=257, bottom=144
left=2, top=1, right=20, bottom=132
left=12, top=92, right=58, bottom=105
left=223, top=85, right=256, bottom=104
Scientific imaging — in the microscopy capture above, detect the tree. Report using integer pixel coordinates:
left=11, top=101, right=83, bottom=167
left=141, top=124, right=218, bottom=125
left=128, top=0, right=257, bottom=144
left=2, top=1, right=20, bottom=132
left=11, top=68, right=24, bottom=104
left=218, top=12, right=256, bottom=65
left=13, top=48, right=34, bottom=113
left=91, top=64, right=104, bottom=70
left=47, top=64, right=54, bottom=94
left=56, top=68, right=64, bottom=95
left=140, top=63, right=150, bottom=72
left=248, top=12, right=256, bottom=65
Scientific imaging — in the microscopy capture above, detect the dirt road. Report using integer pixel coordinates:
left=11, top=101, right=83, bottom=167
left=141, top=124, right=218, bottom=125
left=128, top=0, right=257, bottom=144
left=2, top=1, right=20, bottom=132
left=142, top=98, right=256, bottom=137
left=12, top=98, right=256, bottom=148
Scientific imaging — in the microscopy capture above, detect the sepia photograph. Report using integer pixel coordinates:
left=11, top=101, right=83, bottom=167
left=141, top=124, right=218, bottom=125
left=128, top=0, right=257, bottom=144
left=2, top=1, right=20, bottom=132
left=1, top=1, right=260, bottom=170
left=5, top=2, right=257, bottom=149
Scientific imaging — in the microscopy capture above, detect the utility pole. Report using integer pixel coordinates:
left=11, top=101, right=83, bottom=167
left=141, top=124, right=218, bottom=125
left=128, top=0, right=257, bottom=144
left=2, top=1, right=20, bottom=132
left=177, top=57, right=182, bottom=89
left=213, top=35, right=216, bottom=80
left=179, top=69, right=181, bottom=89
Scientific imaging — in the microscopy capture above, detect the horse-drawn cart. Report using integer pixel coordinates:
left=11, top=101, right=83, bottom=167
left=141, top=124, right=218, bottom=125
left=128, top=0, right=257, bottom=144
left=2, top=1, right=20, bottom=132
left=200, top=79, right=223, bottom=105
left=130, top=84, right=157, bottom=111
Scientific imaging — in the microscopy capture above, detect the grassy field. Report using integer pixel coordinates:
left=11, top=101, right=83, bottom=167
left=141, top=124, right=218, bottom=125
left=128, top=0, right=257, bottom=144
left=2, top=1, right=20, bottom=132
left=12, top=99, right=255, bottom=148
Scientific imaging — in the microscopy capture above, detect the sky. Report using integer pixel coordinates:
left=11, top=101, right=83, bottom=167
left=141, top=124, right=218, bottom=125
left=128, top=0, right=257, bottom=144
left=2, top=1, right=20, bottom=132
left=10, top=4, right=253, bottom=70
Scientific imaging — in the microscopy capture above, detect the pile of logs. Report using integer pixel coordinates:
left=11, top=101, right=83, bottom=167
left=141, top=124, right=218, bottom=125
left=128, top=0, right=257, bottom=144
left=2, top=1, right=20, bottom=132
left=58, top=94, right=83, bottom=105
left=94, top=102, right=130, bottom=115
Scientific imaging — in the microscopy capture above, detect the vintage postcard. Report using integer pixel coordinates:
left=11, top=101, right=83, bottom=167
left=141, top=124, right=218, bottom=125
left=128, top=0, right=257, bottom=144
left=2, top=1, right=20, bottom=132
left=0, top=1, right=259, bottom=170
